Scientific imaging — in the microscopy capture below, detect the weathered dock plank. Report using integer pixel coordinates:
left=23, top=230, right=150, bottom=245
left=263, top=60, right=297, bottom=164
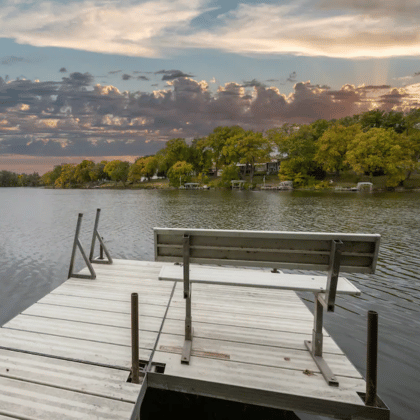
left=0, top=259, right=386, bottom=419
left=0, top=349, right=138, bottom=402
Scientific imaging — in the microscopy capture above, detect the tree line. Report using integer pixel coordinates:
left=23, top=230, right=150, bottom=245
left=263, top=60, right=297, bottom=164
left=0, top=171, right=40, bottom=187
left=2, top=108, right=420, bottom=189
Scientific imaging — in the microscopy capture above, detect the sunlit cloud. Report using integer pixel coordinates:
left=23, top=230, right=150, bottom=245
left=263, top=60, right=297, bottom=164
left=179, top=3, right=420, bottom=59
left=0, top=1, right=419, bottom=60
left=1, top=69, right=419, bottom=162
left=0, top=0, right=210, bottom=58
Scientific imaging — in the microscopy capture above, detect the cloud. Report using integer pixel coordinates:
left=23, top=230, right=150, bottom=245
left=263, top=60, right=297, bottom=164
left=59, top=67, right=67, bottom=73
left=155, top=70, right=195, bottom=81
left=1, top=1, right=420, bottom=61
left=415, top=72, right=420, bottom=77
left=1, top=56, right=29, bottom=65
left=122, top=74, right=132, bottom=81
left=287, top=72, right=297, bottom=83
left=318, top=0, right=420, bottom=20
left=137, top=76, right=150, bottom=81
left=0, top=0, right=210, bottom=58
left=61, top=72, right=94, bottom=88
left=242, top=79, right=266, bottom=88
left=177, top=3, right=420, bottom=59
left=1, top=72, right=419, bottom=160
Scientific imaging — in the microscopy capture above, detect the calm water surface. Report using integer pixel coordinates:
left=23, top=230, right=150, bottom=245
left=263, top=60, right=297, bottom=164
left=0, top=188, right=419, bottom=420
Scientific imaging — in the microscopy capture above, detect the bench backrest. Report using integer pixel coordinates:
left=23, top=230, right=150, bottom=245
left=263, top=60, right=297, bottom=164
left=154, top=228, right=380, bottom=274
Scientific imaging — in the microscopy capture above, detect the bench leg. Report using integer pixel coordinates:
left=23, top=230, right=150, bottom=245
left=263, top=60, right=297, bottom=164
left=181, top=234, right=193, bottom=364
left=304, top=295, right=339, bottom=387
left=181, top=294, right=193, bottom=364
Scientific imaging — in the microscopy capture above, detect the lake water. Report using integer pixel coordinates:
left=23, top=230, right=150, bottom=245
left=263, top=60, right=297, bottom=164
left=0, top=188, right=419, bottom=420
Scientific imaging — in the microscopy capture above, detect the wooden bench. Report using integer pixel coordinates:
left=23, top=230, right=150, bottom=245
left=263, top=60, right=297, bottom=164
left=154, top=228, right=380, bottom=386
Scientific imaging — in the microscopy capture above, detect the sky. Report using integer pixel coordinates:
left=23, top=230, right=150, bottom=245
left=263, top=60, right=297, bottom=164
left=1, top=0, right=420, bottom=174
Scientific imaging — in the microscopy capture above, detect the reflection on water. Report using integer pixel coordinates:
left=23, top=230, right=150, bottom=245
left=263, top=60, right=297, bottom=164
left=0, top=188, right=419, bottom=419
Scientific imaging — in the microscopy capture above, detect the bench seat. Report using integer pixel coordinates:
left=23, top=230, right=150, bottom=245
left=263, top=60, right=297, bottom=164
left=159, top=265, right=361, bottom=295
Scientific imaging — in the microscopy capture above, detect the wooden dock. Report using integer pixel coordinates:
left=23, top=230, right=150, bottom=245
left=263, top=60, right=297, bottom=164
left=0, top=259, right=389, bottom=419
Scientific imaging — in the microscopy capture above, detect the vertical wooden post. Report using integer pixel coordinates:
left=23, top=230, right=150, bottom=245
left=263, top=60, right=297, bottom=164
left=131, top=293, right=140, bottom=384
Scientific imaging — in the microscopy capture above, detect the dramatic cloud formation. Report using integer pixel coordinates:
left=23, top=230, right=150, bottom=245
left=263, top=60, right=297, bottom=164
left=1, top=1, right=419, bottom=59
left=1, top=72, right=419, bottom=163
left=0, top=0, right=210, bottom=58
left=182, top=2, right=420, bottom=58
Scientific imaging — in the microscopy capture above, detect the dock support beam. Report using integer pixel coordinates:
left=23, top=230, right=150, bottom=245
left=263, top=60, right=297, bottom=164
left=68, top=213, right=96, bottom=280
left=181, top=234, right=193, bottom=364
left=365, top=311, right=378, bottom=406
left=131, top=293, right=140, bottom=384
left=89, top=208, right=113, bottom=264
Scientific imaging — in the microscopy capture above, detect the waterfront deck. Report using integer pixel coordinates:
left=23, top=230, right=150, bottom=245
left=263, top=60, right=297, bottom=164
left=0, top=259, right=388, bottom=419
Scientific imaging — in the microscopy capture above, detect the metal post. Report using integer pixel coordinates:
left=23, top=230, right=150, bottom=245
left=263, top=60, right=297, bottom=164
left=100, top=239, right=104, bottom=260
left=324, top=240, right=343, bottom=312
left=68, top=214, right=96, bottom=279
left=68, top=213, right=83, bottom=279
left=89, top=208, right=101, bottom=262
left=366, top=310, right=378, bottom=406
left=304, top=294, right=338, bottom=386
left=181, top=234, right=193, bottom=364
left=131, top=293, right=140, bottom=384
left=89, top=208, right=113, bottom=264
left=312, top=296, right=323, bottom=357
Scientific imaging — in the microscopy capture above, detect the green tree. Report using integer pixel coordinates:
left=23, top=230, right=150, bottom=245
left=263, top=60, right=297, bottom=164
left=128, top=156, right=158, bottom=182
left=74, top=160, right=95, bottom=184
left=89, top=161, right=108, bottom=182
left=315, top=124, right=362, bottom=175
left=273, top=125, right=325, bottom=185
left=404, top=109, right=420, bottom=178
left=167, top=161, right=194, bottom=187
left=41, top=165, right=62, bottom=186
left=205, top=126, right=245, bottom=176
left=222, top=130, right=271, bottom=183
left=345, top=128, right=413, bottom=187
left=18, top=172, right=40, bottom=187
left=359, top=109, right=386, bottom=131
left=0, top=170, right=19, bottom=187
left=189, top=138, right=213, bottom=174
left=220, top=164, right=240, bottom=185
left=54, top=164, right=77, bottom=188
left=104, top=160, right=130, bottom=187
left=156, top=138, right=190, bottom=175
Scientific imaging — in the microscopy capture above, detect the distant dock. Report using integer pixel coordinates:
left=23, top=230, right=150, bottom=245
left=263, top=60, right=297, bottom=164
left=0, top=258, right=389, bottom=419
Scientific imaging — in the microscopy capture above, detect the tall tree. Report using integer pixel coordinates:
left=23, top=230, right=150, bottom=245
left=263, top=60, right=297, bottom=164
left=128, top=156, right=158, bottom=183
left=104, top=160, right=130, bottom=187
left=205, top=126, right=245, bottom=176
left=273, top=125, right=325, bottom=185
left=89, top=161, right=108, bottom=182
left=345, top=128, right=413, bottom=187
left=167, top=161, right=193, bottom=187
left=156, top=138, right=190, bottom=175
left=222, top=130, right=271, bottom=183
left=54, top=164, right=76, bottom=188
left=74, top=160, right=95, bottom=184
left=315, top=124, right=362, bottom=175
